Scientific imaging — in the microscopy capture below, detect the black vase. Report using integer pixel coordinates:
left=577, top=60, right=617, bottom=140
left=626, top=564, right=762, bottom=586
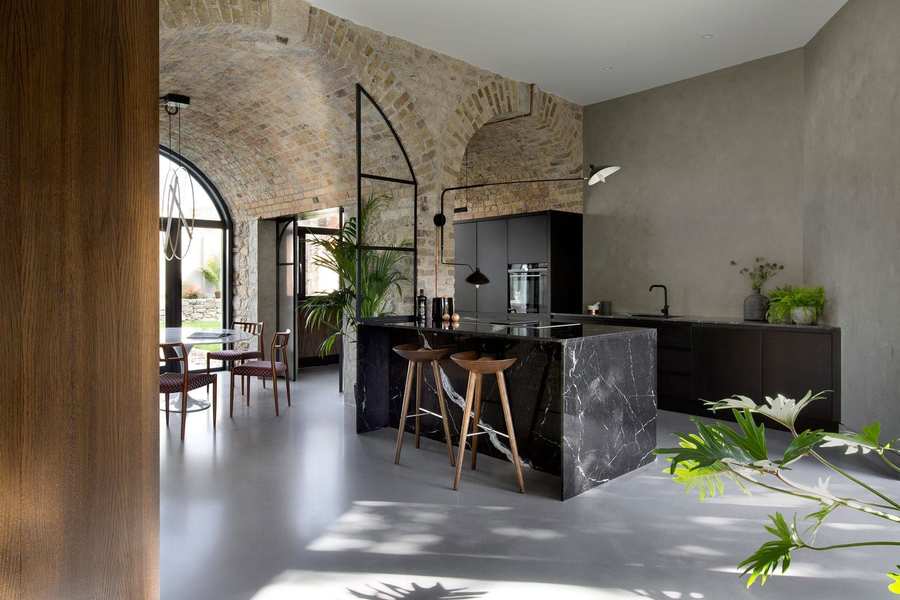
left=743, top=292, right=769, bottom=322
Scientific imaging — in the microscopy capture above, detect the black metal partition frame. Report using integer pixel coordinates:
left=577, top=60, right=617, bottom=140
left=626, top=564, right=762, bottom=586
left=355, top=83, right=417, bottom=320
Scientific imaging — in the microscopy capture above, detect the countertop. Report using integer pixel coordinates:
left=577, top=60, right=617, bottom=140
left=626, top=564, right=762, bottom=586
left=360, top=315, right=650, bottom=342
left=554, top=312, right=840, bottom=332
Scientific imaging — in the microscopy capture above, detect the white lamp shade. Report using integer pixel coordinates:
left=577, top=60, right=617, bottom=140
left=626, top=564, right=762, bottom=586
left=587, top=165, right=621, bottom=186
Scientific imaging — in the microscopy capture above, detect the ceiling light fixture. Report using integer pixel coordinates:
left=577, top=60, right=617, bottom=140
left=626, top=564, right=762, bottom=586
left=701, top=33, right=715, bottom=39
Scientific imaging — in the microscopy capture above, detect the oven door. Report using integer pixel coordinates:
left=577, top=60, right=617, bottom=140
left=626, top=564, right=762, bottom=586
left=508, top=265, right=548, bottom=314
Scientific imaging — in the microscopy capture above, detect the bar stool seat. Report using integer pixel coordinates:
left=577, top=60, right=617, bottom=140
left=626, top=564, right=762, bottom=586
left=449, top=351, right=525, bottom=493
left=392, top=344, right=456, bottom=467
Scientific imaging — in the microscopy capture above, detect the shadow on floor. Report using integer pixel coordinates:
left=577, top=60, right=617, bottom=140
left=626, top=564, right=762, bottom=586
left=347, top=581, right=486, bottom=599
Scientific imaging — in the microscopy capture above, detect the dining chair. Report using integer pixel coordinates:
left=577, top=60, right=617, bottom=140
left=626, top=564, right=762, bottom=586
left=159, top=342, right=218, bottom=440
left=206, top=322, right=264, bottom=399
left=230, top=330, right=291, bottom=417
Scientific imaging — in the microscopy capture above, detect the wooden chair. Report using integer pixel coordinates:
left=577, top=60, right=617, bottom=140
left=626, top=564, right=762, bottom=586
left=159, top=343, right=218, bottom=440
left=230, top=330, right=291, bottom=417
left=392, top=344, right=456, bottom=467
left=206, top=321, right=264, bottom=396
left=449, top=351, right=524, bottom=493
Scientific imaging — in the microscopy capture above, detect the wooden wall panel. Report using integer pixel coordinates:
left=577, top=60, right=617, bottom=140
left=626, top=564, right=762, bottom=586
left=1, top=1, right=159, bottom=598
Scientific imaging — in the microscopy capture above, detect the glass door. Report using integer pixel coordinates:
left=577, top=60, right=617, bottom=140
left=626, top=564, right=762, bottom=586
left=297, top=208, right=344, bottom=368
left=275, top=218, right=298, bottom=381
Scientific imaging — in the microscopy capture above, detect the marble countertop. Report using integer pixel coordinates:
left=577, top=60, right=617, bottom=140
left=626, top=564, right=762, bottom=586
left=555, top=312, right=840, bottom=332
left=360, top=315, right=649, bottom=342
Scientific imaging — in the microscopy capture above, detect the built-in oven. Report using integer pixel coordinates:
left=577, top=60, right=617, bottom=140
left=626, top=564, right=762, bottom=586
left=508, top=263, right=549, bottom=314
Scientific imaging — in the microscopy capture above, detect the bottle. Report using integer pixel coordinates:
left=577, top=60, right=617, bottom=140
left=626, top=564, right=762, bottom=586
left=416, top=289, right=428, bottom=322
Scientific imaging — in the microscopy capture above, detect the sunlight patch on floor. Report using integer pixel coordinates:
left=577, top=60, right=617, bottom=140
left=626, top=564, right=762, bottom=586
left=250, top=570, right=702, bottom=599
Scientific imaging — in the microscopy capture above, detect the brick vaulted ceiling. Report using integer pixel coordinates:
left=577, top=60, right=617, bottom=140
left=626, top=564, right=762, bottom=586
left=160, top=4, right=367, bottom=219
left=159, top=0, right=583, bottom=226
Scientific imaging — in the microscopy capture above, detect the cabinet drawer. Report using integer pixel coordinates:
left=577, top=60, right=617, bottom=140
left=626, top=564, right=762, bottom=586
left=658, top=323, right=692, bottom=349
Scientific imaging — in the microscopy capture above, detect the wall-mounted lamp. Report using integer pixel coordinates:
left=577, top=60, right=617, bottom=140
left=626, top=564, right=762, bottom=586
left=432, top=164, right=621, bottom=291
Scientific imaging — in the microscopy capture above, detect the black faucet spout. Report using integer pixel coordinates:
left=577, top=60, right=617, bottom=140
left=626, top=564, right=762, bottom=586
left=649, top=284, right=670, bottom=317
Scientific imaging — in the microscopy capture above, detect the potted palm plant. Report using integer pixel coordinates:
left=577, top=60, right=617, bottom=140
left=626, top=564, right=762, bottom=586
left=301, top=193, right=408, bottom=355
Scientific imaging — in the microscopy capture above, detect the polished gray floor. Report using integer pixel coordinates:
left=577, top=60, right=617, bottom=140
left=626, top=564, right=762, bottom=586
left=161, top=366, right=899, bottom=599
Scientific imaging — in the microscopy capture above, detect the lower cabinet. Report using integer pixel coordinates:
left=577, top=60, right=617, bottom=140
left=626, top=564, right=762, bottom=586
left=692, top=326, right=839, bottom=431
left=556, top=315, right=841, bottom=431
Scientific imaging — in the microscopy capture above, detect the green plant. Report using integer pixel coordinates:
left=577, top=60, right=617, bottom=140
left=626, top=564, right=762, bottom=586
left=731, top=257, right=784, bottom=293
left=657, top=392, right=900, bottom=594
left=201, top=256, right=221, bottom=288
left=301, top=193, right=409, bottom=355
left=767, top=285, right=826, bottom=323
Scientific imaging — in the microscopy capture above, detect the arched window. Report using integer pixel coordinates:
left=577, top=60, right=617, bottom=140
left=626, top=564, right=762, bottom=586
left=159, top=146, right=233, bottom=370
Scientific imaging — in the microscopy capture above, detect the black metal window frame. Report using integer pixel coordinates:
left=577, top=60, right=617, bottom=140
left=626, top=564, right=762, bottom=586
left=355, top=84, right=417, bottom=320
left=275, top=208, right=345, bottom=382
left=159, top=145, right=234, bottom=371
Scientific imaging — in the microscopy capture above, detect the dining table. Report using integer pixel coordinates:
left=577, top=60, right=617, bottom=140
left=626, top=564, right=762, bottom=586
left=160, top=327, right=253, bottom=413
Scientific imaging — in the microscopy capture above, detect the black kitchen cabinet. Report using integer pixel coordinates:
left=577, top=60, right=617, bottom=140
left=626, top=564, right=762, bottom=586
left=475, top=219, right=508, bottom=313
left=454, top=211, right=583, bottom=314
left=454, top=221, right=476, bottom=312
left=693, top=327, right=763, bottom=411
left=507, top=215, right=549, bottom=264
left=762, top=329, right=839, bottom=429
left=556, top=313, right=841, bottom=431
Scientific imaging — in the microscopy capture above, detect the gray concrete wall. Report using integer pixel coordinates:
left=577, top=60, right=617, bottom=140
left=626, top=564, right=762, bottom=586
left=803, top=0, right=900, bottom=437
left=583, top=50, right=806, bottom=317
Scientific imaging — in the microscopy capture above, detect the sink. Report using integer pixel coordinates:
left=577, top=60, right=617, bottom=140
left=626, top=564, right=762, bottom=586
left=627, top=313, right=680, bottom=319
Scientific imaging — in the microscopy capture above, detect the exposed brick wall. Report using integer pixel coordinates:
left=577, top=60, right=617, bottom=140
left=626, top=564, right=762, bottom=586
left=159, top=0, right=583, bottom=315
left=454, top=88, right=583, bottom=221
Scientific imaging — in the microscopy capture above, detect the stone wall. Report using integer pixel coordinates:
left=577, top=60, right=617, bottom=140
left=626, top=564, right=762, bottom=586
left=159, top=0, right=583, bottom=397
left=159, top=0, right=584, bottom=307
left=167, top=297, right=223, bottom=322
left=454, top=87, right=583, bottom=221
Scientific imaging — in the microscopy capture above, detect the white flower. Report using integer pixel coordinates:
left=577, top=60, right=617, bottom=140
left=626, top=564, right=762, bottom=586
left=705, top=391, right=829, bottom=429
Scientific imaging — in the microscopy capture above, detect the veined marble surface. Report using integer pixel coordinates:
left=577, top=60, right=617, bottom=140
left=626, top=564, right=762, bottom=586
left=357, top=320, right=657, bottom=500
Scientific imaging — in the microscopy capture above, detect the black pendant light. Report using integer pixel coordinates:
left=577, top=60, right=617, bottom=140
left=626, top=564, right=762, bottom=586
left=465, top=267, right=490, bottom=287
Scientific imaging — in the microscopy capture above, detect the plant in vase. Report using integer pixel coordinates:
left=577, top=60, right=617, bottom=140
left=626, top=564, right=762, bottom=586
left=656, top=392, right=900, bottom=595
left=767, top=285, right=826, bottom=325
left=301, top=192, right=409, bottom=355
left=201, top=256, right=221, bottom=298
left=731, top=257, right=784, bottom=321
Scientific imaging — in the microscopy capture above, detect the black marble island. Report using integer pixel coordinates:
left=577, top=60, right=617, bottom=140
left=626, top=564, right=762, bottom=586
left=356, top=316, right=657, bottom=500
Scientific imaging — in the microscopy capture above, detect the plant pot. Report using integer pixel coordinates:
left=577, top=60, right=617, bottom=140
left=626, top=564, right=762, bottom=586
left=791, top=306, right=817, bottom=326
left=743, top=292, right=769, bottom=322
left=215, top=291, right=222, bottom=299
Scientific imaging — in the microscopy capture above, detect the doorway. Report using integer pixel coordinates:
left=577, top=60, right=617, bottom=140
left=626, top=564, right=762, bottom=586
left=275, top=208, right=344, bottom=381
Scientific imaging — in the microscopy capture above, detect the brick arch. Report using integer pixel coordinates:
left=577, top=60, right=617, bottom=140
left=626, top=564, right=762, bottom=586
left=159, top=1, right=439, bottom=220
left=442, top=81, right=582, bottom=186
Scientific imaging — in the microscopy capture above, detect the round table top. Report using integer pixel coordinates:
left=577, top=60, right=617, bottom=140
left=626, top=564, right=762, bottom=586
left=160, top=327, right=253, bottom=347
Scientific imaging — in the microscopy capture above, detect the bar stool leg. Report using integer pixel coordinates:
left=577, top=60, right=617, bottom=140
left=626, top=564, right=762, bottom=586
left=414, top=362, right=423, bottom=449
left=470, top=374, right=484, bottom=470
left=393, top=361, right=416, bottom=464
left=497, top=371, right=525, bottom=493
left=431, top=360, right=456, bottom=467
left=453, top=372, right=478, bottom=490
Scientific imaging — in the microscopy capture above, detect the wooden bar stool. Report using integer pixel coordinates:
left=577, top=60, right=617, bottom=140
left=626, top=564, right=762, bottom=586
left=450, top=351, right=525, bottom=493
left=392, top=344, right=456, bottom=467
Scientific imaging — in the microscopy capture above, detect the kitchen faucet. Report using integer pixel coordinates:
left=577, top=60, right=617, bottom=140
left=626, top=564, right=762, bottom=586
left=649, top=284, right=669, bottom=317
